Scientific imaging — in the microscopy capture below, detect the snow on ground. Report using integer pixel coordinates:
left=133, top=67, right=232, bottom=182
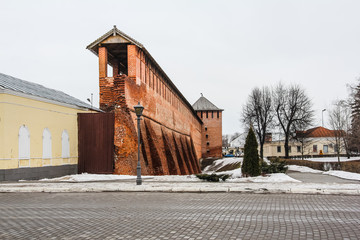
left=215, top=168, right=242, bottom=178
left=40, top=173, right=140, bottom=182
left=287, top=165, right=323, bottom=173
left=206, top=167, right=299, bottom=183
left=302, top=157, right=360, bottom=162
left=203, top=157, right=242, bottom=172
left=323, top=171, right=360, bottom=181
left=37, top=158, right=359, bottom=184
left=39, top=167, right=301, bottom=184
left=40, top=173, right=200, bottom=183
left=2, top=180, right=359, bottom=194
left=149, top=175, right=200, bottom=182
left=263, top=158, right=271, bottom=164
left=228, top=173, right=301, bottom=183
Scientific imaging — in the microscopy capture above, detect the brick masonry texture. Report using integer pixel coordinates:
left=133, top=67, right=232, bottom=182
left=197, top=111, right=223, bottom=158
left=1, top=192, right=360, bottom=239
left=98, top=44, right=202, bottom=175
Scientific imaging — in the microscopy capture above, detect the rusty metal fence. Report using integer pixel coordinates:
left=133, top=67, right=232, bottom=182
left=78, top=113, right=114, bottom=174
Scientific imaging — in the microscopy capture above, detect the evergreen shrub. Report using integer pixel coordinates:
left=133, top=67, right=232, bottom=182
left=261, top=158, right=288, bottom=174
left=242, top=127, right=261, bottom=177
left=196, top=173, right=230, bottom=182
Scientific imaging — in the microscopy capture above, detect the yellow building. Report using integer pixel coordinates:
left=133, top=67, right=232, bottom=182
left=0, top=73, right=98, bottom=181
left=263, top=127, right=346, bottom=158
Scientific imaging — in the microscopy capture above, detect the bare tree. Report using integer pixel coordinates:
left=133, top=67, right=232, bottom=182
left=273, top=83, right=314, bottom=158
left=328, top=100, right=351, bottom=165
left=294, top=123, right=313, bottom=160
left=349, top=81, right=360, bottom=153
left=222, top=134, right=230, bottom=149
left=230, top=132, right=242, bottom=143
left=242, top=86, right=274, bottom=159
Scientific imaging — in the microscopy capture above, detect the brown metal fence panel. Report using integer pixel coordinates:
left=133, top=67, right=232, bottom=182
left=78, top=113, right=114, bottom=174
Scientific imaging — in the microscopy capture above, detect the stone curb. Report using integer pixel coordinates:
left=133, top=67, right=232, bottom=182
left=1, top=186, right=359, bottom=195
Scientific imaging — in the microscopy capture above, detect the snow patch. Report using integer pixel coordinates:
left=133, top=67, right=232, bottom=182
left=263, top=158, right=271, bottom=164
left=215, top=168, right=242, bottom=178
left=228, top=173, right=301, bottom=183
left=287, top=165, right=323, bottom=173
left=40, top=173, right=139, bottom=182
left=203, top=157, right=242, bottom=172
left=149, top=175, right=200, bottom=182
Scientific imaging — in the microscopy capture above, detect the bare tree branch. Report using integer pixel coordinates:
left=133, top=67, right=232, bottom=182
left=273, top=83, right=314, bottom=158
left=242, top=86, right=274, bottom=159
left=328, top=100, right=351, bottom=166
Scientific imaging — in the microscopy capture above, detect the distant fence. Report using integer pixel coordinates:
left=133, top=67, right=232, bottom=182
left=268, top=154, right=360, bottom=161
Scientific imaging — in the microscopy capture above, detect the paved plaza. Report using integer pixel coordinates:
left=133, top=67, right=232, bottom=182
left=0, top=192, right=359, bottom=239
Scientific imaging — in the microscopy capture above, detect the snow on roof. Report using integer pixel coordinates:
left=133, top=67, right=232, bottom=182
left=0, top=72, right=99, bottom=111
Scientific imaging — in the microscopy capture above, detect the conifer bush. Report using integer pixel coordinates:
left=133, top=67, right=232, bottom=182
left=261, top=158, right=288, bottom=174
left=196, top=173, right=230, bottom=182
left=242, top=127, right=261, bottom=177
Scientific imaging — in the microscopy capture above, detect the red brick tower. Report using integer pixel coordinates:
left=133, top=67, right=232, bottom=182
left=86, top=26, right=202, bottom=175
left=193, top=94, right=223, bottom=158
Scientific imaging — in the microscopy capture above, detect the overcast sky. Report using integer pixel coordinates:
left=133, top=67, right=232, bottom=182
left=1, top=0, right=360, bottom=135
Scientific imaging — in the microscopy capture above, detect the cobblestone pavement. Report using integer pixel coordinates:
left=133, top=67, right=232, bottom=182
left=287, top=171, right=360, bottom=183
left=0, top=193, right=359, bottom=239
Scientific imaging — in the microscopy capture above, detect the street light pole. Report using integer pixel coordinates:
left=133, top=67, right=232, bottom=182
left=322, top=109, right=326, bottom=127
left=134, top=102, right=144, bottom=185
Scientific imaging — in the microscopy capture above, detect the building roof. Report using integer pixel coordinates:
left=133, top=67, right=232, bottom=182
left=296, top=126, right=344, bottom=138
left=192, top=94, right=223, bottom=111
left=87, top=25, right=144, bottom=52
left=0, top=72, right=98, bottom=111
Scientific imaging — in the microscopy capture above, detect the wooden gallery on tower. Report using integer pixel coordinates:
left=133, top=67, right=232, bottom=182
left=82, top=26, right=223, bottom=175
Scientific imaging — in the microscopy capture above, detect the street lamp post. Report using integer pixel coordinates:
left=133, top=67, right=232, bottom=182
left=322, top=109, right=326, bottom=127
left=134, top=102, right=144, bottom=185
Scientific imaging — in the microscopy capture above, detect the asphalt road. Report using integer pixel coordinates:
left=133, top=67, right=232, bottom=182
left=0, top=192, right=359, bottom=239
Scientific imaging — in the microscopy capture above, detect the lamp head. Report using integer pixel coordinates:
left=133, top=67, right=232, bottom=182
left=134, top=102, right=144, bottom=117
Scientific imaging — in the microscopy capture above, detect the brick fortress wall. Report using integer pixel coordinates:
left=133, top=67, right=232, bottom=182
left=98, top=45, right=202, bottom=175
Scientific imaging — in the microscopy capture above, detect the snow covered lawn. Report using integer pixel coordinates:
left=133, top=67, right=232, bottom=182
left=40, top=173, right=141, bottom=182
left=149, top=175, right=200, bottom=182
left=287, top=165, right=323, bottom=173
left=39, top=171, right=299, bottom=183
left=203, top=157, right=242, bottom=172
left=228, top=173, right=300, bottom=183
left=208, top=167, right=299, bottom=183
left=40, top=173, right=201, bottom=183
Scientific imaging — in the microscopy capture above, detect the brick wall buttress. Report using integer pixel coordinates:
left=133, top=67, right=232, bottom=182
left=99, top=45, right=202, bottom=175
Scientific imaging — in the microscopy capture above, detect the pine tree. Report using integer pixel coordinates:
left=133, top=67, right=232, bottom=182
left=242, top=127, right=261, bottom=177
left=350, top=83, right=360, bottom=152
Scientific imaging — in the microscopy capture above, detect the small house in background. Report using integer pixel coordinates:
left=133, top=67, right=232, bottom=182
left=222, top=134, right=244, bottom=157
left=0, top=73, right=98, bottom=181
left=263, top=126, right=346, bottom=158
left=193, top=94, right=223, bottom=158
left=295, top=126, right=346, bottom=156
